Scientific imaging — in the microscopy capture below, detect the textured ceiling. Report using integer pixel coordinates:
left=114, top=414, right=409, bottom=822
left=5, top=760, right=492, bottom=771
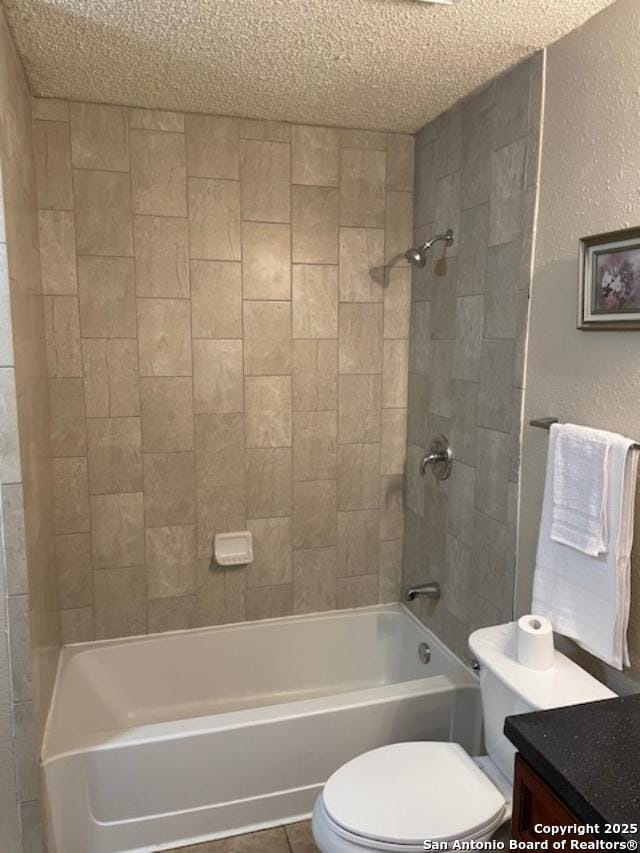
left=2, top=0, right=616, bottom=132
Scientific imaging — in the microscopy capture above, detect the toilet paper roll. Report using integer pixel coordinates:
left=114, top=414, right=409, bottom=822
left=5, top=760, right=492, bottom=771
left=517, top=614, right=555, bottom=671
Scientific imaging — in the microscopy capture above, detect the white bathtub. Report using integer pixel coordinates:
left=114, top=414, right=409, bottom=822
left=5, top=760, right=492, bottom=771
left=42, top=604, right=481, bottom=853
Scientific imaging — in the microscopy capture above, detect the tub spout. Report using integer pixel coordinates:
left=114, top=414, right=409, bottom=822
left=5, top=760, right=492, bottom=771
left=406, top=582, right=441, bottom=602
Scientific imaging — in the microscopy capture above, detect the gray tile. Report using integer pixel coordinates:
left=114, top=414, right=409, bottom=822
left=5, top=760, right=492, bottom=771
left=451, top=296, right=484, bottom=382
left=447, top=462, right=475, bottom=547
left=408, top=301, right=431, bottom=375
left=427, top=339, right=450, bottom=418
left=415, top=142, right=436, bottom=227
left=485, top=242, right=520, bottom=339
left=457, top=203, right=489, bottom=296
left=450, top=380, right=477, bottom=466
left=460, top=84, right=495, bottom=210
left=477, top=340, right=514, bottom=433
left=494, top=59, right=531, bottom=149
left=475, top=428, right=510, bottom=522
left=430, top=257, right=457, bottom=340
left=489, top=138, right=526, bottom=247
left=434, top=172, right=460, bottom=256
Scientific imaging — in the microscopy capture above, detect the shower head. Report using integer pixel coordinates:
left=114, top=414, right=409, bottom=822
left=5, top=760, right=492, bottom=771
left=405, top=229, right=454, bottom=267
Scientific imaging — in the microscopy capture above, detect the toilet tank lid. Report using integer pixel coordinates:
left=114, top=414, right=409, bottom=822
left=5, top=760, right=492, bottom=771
left=468, top=622, right=615, bottom=711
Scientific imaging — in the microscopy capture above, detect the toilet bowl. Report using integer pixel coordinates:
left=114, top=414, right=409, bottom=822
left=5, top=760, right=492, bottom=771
left=312, top=621, right=616, bottom=853
left=312, top=742, right=512, bottom=852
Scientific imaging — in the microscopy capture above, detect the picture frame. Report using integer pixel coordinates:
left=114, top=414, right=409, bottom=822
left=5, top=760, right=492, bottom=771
left=578, top=226, right=640, bottom=330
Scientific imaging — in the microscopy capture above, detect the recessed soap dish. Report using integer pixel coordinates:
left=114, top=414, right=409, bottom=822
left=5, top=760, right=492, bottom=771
left=214, top=531, right=253, bottom=566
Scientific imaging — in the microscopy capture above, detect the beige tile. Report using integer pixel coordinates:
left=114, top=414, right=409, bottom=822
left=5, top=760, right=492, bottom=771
left=246, top=448, right=292, bottom=519
left=339, top=228, right=384, bottom=302
left=340, top=129, right=387, bottom=150
left=128, top=108, right=184, bottom=132
left=146, top=525, right=197, bottom=598
left=196, top=558, right=245, bottom=625
left=148, top=596, right=198, bottom=633
left=337, top=510, right=379, bottom=576
left=292, top=480, right=337, bottom=548
left=50, top=377, right=87, bottom=456
left=144, top=452, right=196, bottom=526
left=292, top=265, right=338, bottom=339
left=94, top=566, right=146, bottom=639
left=338, top=443, right=380, bottom=510
left=91, top=492, right=144, bottom=568
left=244, top=376, right=291, bottom=448
left=191, top=260, right=242, bottom=339
left=385, top=191, right=413, bottom=263
left=195, top=414, right=245, bottom=487
left=38, top=210, right=77, bottom=294
left=292, top=548, right=336, bottom=615
left=292, top=339, right=337, bottom=412
left=70, top=103, right=129, bottom=171
left=52, top=457, right=90, bottom=534
left=379, top=539, right=403, bottom=602
left=185, top=114, right=240, bottom=179
left=243, top=301, right=291, bottom=375
left=188, top=178, right=241, bottom=260
left=87, top=417, right=143, bottom=494
left=286, top=821, right=319, bottom=853
left=293, top=411, right=337, bottom=481
left=240, top=140, right=291, bottom=223
left=386, top=134, right=415, bottom=192
left=133, top=216, right=189, bottom=297
left=78, top=256, right=136, bottom=338
left=130, top=128, right=187, bottom=216
left=33, top=120, right=73, bottom=210
left=140, top=377, right=193, bottom=452
left=292, top=185, right=339, bottom=263
left=60, top=607, right=95, bottom=644
left=383, top=267, right=411, bottom=339
left=382, top=339, right=409, bottom=408
left=82, top=339, right=140, bottom=418
left=137, top=298, right=192, bottom=376
left=246, top=517, right=292, bottom=587
left=379, top=474, right=404, bottom=541
left=242, top=222, right=291, bottom=300
left=55, top=533, right=92, bottom=609
left=292, top=125, right=340, bottom=186
left=193, top=339, right=243, bottom=414
left=44, top=295, right=82, bottom=377
left=32, top=97, right=69, bottom=122
left=338, top=303, right=383, bottom=374
left=337, top=574, right=379, bottom=608
left=74, top=169, right=133, bottom=256
left=380, top=408, right=407, bottom=476
left=338, top=374, right=381, bottom=443
left=240, top=120, right=290, bottom=142
left=196, top=485, right=245, bottom=559
left=245, top=585, right=292, bottom=620
left=340, top=148, right=386, bottom=227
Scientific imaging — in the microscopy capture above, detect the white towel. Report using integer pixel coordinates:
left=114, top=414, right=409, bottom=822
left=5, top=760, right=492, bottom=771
left=550, top=424, right=611, bottom=556
left=532, top=424, right=638, bottom=670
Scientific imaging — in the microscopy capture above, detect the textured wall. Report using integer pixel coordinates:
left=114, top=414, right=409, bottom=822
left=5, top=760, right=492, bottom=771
left=402, top=55, right=543, bottom=660
left=518, top=0, right=640, bottom=689
left=0, top=8, right=57, bottom=853
left=34, top=99, right=414, bottom=642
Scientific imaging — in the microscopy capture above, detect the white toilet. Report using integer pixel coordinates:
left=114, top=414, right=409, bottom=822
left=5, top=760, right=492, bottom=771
left=312, top=621, right=615, bottom=852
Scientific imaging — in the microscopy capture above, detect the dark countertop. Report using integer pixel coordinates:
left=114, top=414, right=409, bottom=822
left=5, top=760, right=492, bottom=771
left=505, top=694, right=640, bottom=838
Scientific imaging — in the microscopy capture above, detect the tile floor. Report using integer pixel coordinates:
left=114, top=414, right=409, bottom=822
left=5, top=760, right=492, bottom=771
left=163, top=821, right=318, bottom=853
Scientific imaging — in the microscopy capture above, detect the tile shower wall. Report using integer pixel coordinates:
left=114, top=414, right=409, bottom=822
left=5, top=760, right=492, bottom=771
left=0, top=9, right=58, bottom=852
left=34, top=100, right=414, bottom=641
left=402, top=55, right=543, bottom=659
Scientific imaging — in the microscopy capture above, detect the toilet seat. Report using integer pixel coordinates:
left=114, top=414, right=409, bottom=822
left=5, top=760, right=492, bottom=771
left=318, top=742, right=507, bottom=849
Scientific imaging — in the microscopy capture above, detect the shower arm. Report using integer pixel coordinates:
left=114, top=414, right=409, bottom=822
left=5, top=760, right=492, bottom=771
left=419, top=229, right=454, bottom=252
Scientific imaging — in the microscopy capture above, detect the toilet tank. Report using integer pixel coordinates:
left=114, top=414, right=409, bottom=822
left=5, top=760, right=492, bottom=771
left=469, top=622, right=615, bottom=782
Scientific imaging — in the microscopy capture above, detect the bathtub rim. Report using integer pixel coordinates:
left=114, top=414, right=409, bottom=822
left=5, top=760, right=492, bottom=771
left=42, top=603, right=478, bottom=764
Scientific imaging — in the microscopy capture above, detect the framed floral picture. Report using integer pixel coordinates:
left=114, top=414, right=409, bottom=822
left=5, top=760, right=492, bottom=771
left=579, top=226, right=640, bottom=329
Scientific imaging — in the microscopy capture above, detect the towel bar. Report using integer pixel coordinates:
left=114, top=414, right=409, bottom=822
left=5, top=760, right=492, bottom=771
left=529, top=417, right=640, bottom=450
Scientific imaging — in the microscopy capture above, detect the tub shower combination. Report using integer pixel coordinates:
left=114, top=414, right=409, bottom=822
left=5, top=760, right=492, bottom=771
left=42, top=604, right=480, bottom=853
